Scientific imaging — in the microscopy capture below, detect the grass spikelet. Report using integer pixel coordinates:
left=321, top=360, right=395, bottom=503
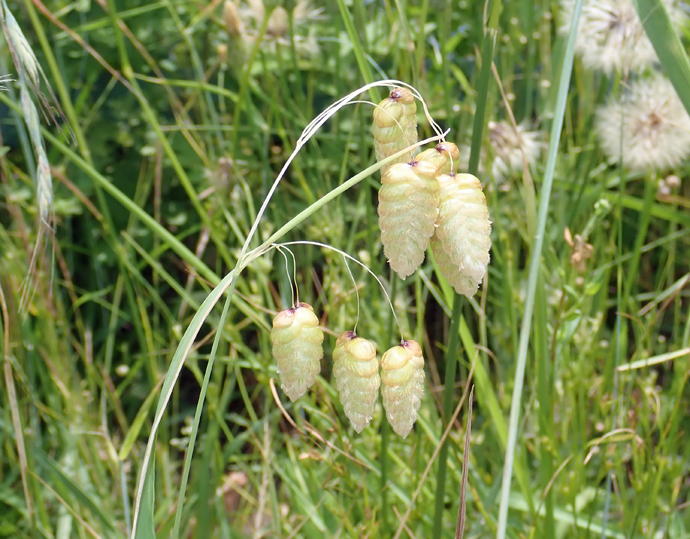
left=380, top=340, right=425, bottom=438
left=223, top=0, right=243, bottom=36
left=372, top=88, right=418, bottom=172
left=416, top=142, right=461, bottom=174
left=378, top=159, right=440, bottom=279
left=270, top=302, right=324, bottom=402
left=1, top=2, right=39, bottom=87
left=433, top=173, right=491, bottom=297
left=332, top=331, right=380, bottom=433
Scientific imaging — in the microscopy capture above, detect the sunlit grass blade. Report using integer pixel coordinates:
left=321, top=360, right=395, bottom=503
left=633, top=0, right=690, bottom=115
left=495, top=0, right=584, bottom=537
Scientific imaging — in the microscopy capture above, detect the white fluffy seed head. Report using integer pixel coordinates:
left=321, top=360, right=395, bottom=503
left=434, top=173, right=491, bottom=297
left=488, top=121, right=543, bottom=182
left=378, top=159, right=440, bottom=279
left=595, top=76, right=690, bottom=171
left=372, top=88, right=418, bottom=172
left=380, top=340, right=425, bottom=438
left=270, top=302, right=324, bottom=402
left=332, top=331, right=380, bottom=433
left=559, top=0, right=687, bottom=74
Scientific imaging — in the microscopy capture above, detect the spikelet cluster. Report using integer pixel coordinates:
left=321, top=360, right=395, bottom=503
left=380, top=340, right=425, bottom=438
left=332, top=332, right=380, bottom=432
left=432, top=173, right=491, bottom=297
left=372, top=88, right=418, bottom=171
left=378, top=159, right=440, bottom=279
left=270, top=302, right=324, bottom=402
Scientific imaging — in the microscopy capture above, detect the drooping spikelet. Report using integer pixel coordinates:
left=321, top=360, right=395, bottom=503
left=416, top=142, right=461, bottom=174
left=380, top=340, right=425, bottom=438
left=378, top=159, right=440, bottom=279
left=271, top=302, right=324, bottom=401
left=332, top=331, right=380, bottom=433
left=372, top=88, right=418, bottom=171
left=432, top=173, right=491, bottom=297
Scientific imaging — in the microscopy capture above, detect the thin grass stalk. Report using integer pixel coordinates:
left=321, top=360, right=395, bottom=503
left=495, top=1, right=584, bottom=537
left=432, top=1, right=501, bottom=535
left=171, top=292, right=234, bottom=539
left=454, top=386, right=474, bottom=539
left=534, top=278, right=554, bottom=536
left=232, top=11, right=272, bottom=155
left=335, top=0, right=379, bottom=102
left=379, top=277, right=397, bottom=535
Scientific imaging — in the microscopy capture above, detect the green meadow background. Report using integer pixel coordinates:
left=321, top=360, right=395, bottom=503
left=1, top=0, right=689, bottom=538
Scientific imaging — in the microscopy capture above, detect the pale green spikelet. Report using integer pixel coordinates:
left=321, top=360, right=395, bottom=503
left=378, top=159, right=440, bottom=279
left=372, top=87, right=418, bottom=172
left=332, top=331, right=380, bottom=433
left=270, top=302, right=324, bottom=401
left=434, top=173, right=491, bottom=297
left=416, top=142, right=461, bottom=174
left=380, top=340, right=425, bottom=438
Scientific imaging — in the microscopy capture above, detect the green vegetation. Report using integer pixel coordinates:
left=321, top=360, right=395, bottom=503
left=1, top=0, right=689, bottom=538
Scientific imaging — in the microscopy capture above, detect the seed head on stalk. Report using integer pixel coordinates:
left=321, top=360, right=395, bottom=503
left=332, top=331, right=380, bottom=433
left=431, top=173, right=491, bottom=297
left=372, top=88, right=419, bottom=172
left=380, top=340, right=425, bottom=438
left=271, top=302, right=324, bottom=401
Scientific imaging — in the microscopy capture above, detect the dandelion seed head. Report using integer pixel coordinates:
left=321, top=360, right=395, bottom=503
left=559, top=0, right=687, bottom=74
left=595, top=76, right=690, bottom=171
left=488, top=121, right=543, bottom=181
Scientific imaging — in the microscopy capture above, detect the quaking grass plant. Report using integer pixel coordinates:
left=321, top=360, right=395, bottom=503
left=128, top=79, right=492, bottom=536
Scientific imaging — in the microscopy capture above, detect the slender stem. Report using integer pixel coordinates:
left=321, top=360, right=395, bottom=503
left=495, top=1, right=583, bottom=537
left=432, top=296, right=464, bottom=539
left=432, top=2, right=500, bottom=535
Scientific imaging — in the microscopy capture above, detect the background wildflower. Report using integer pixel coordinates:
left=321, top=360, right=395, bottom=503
left=559, top=0, right=688, bottom=74
left=595, top=76, right=690, bottom=171
left=240, top=0, right=324, bottom=58
left=489, top=121, right=543, bottom=183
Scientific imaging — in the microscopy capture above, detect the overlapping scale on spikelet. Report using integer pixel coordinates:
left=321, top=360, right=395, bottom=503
left=372, top=88, right=418, bottom=171
left=380, top=340, right=425, bottom=438
left=332, top=331, right=380, bottom=433
left=378, top=159, right=440, bottom=279
left=270, top=302, right=324, bottom=401
left=433, top=173, right=491, bottom=297
left=416, top=142, right=461, bottom=175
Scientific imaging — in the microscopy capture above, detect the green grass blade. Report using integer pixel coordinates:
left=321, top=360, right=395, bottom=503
left=495, top=0, right=584, bottom=537
left=633, top=0, right=690, bottom=115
